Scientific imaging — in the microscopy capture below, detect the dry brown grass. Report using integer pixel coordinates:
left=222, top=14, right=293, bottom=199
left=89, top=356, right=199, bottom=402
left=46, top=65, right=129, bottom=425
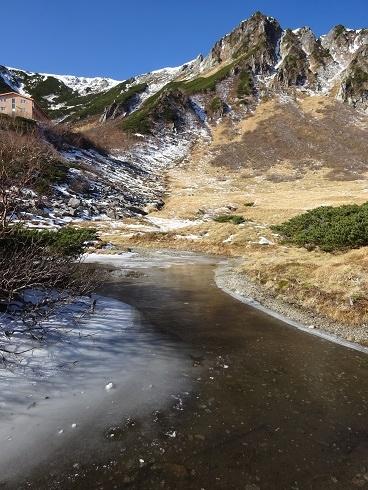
left=83, top=122, right=139, bottom=151
left=153, top=95, right=368, bottom=223
left=237, top=245, right=368, bottom=333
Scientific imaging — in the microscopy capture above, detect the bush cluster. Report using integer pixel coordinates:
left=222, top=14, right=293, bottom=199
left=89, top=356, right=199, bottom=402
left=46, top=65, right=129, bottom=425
left=209, top=96, right=223, bottom=113
left=272, top=203, right=368, bottom=252
left=0, top=226, right=97, bottom=302
left=214, top=215, right=245, bottom=225
left=1, top=227, right=97, bottom=258
left=237, top=71, right=253, bottom=99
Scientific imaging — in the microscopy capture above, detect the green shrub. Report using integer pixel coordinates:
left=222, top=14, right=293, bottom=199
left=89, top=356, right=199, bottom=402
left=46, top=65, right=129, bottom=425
left=1, top=227, right=97, bottom=258
left=237, top=71, right=253, bottom=98
left=176, top=62, right=235, bottom=94
left=244, top=202, right=255, bottom=207
left=46, top=227, right=97, bottom=256
left=214, top=215, right=245, bottom=225
left=272, top=203, right=368, bottom=252
left=209, top=96, right=223, bottom=113
left=35, top=160, right=69, bottom=195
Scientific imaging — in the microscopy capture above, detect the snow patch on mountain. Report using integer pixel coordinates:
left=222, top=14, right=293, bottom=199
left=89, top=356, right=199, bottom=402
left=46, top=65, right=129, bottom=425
left=6, top=66, right=122, bottom=96
left=0, top=66, right=23, bottom=93
left=133, top=58, right=199, bottom=105
left=43, top=73, right=122, bottom=95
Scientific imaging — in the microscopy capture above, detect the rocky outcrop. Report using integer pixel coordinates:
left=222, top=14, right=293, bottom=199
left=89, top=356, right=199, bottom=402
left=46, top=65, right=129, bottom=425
left=321, top=26, right=368, bottom=69
left=339, top=44, right=368, bottom=110
left=99, top=92, right=142, bottom=122
left=151, top=89, right=198, bottom=131
left=203, top=12, right=282, bottom=75
left=275, top=30, right=315, bottom=88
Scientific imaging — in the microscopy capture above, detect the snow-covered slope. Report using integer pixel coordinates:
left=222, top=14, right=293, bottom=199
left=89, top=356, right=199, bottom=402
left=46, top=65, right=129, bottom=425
left=4, top=66, right=122, bottom=96
left=34, top=72, right=121, bottom=96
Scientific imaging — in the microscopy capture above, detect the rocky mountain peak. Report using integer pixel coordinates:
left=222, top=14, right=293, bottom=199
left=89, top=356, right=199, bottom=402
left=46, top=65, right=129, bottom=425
left=202, top=11, right=282, bottom=74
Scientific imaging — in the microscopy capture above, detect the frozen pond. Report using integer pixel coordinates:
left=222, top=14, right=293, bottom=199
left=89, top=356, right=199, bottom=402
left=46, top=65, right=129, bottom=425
left=1, top=250, right=368, bottom=489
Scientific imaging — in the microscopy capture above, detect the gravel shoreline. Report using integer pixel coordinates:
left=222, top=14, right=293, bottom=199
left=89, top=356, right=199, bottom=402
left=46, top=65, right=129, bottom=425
left=216, top=259, right=368, bottom=353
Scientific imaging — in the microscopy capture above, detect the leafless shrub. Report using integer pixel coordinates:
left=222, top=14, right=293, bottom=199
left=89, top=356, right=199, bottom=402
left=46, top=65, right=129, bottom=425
left=0, top=128, right=63, bottom=227
left=0, top=228, right=101, bottom=358
left=84, top=121, right=139, bottom=151
left=0, top=121, right=103, bottom=364
left=43, top=122, right=107, bottom=154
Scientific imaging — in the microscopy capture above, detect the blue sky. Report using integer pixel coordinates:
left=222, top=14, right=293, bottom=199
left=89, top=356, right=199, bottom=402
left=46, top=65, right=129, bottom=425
left=3, top=0, right=368, bottom=80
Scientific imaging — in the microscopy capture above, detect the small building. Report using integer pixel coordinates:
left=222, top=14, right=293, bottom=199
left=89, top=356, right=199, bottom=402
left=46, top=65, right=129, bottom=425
left=0, top=92, right=48, bottom=121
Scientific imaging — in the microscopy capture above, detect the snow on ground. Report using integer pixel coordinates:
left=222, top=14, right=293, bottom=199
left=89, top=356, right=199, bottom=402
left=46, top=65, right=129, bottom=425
left=44, top=73, right=122, bottom=95
left=146, top=217, right=202, bottom=232
left=25, top=130, right=198, bottom=229
left=0, top=294, right=133, bottom=379
left=174, top=234, right=202, bottom=241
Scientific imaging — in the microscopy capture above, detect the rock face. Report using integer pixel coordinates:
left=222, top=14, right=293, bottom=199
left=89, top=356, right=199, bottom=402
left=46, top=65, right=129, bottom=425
left=203, top=12, right=283, bottom=74
left=275, top=29, right=314, bottom=88
left=68, top=197, right=81, bottom=208
left=339, top=44, right=368, bottom=110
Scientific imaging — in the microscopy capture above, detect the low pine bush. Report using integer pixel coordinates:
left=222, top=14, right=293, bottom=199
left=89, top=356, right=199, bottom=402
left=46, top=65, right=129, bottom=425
left=214, top=215, right=245, bottom=225
left=272, top=203, right=368, bottom=252
left=1, top=227, right=97, bottom=258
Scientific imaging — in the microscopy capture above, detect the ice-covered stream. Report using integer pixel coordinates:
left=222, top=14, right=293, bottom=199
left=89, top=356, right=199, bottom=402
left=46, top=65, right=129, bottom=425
left=0, top=256, right=197, bottom=485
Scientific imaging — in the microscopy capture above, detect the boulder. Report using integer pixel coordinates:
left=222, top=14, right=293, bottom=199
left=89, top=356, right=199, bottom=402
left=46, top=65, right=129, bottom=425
left=226, top=203, right=238, bottom=211
left=68, top=197, right=81, bottom=208
left=259, top=236, right=274, bottom=245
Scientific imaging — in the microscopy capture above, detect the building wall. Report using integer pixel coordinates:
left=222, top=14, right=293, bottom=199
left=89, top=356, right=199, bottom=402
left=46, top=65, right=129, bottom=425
left=0, top=93, right=33, bottom=119
left=0, top=93, right=47, bottom=121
